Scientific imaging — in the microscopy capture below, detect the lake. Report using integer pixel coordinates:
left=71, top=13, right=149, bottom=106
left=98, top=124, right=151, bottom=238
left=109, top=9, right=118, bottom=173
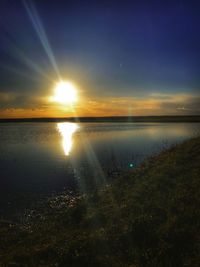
left=0, top=122, right=199, bottom=214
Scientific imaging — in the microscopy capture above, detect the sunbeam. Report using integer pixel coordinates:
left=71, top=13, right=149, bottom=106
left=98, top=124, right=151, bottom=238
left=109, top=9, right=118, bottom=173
left=23, top=0, right=61, bottom=79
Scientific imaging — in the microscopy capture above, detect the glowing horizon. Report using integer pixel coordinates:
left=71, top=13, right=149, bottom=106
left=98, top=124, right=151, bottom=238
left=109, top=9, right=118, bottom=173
left=0, top=92, right=199, bottom=118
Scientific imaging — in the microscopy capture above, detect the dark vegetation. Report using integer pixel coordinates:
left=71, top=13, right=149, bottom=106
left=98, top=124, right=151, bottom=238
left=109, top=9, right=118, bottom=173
left=0, top=137, right=200, bottom=266
left=0, top=115, right=200, bottom=123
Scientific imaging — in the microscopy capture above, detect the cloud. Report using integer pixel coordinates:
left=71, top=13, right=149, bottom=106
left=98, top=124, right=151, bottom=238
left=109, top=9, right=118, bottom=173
left=0, top=92, right=46, bottom=109
left=160, top=95, right=200, bottom=114
left=0, top=91, right=199, bottom=118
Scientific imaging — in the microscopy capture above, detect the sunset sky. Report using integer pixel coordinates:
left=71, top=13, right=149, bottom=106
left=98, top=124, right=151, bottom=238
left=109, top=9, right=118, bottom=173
left=0, top=0, right=199, bottom=118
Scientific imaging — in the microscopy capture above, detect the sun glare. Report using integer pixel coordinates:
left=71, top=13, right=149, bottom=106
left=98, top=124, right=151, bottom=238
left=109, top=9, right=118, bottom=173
left=52, top=81, right=77, bottom=105
left=57, top=122, right=78, bottom=156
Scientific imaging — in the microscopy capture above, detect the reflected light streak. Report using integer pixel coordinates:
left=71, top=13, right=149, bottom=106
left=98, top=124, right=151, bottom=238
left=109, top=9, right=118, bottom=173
left=57, top=122, right=78, bottom=156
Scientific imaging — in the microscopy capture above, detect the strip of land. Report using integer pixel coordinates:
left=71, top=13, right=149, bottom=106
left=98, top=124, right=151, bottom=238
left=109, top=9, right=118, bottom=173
left=0, top=115, right=200, bottom=123
left=0, top=136, right=200, bottom=266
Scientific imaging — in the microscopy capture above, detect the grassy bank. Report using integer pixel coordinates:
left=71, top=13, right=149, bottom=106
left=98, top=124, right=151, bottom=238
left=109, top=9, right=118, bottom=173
left=1, top=137, right=200, bottom=266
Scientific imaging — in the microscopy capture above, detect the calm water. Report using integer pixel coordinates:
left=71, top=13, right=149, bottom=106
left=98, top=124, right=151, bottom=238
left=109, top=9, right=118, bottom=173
left=0, top=122, right=199, bottom=212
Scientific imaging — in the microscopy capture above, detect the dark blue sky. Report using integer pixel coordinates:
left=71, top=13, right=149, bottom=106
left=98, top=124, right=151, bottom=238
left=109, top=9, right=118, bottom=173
left=0, top=0, right=199, bottom=116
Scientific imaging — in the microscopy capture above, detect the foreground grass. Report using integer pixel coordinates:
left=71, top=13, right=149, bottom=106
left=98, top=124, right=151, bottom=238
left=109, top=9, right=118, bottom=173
left=1, top=137, right=200, bottom=267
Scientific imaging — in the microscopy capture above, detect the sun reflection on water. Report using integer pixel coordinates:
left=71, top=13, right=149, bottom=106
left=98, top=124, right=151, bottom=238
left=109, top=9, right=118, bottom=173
left=57, top=122, right=78, bottom=156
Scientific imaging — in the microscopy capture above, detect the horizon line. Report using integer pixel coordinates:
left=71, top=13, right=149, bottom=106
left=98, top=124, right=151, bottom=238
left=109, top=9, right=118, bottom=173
left=0, top=115, right=200, bottom=123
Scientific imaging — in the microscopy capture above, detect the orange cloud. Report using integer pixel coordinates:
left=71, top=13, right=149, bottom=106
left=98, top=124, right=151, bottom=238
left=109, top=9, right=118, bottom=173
left=0, top=93, right=199, bottom=118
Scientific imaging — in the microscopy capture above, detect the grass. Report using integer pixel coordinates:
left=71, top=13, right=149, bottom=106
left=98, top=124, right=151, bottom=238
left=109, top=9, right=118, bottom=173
left=0, top=137, right=200, bottom=266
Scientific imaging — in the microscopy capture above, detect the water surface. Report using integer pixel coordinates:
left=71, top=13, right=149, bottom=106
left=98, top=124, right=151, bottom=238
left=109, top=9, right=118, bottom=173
left=0, top=122, right=199, bottom=213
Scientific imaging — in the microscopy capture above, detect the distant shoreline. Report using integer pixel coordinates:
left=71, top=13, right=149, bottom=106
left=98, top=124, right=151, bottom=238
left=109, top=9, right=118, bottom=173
left=0, top=115, right=200, bottom=123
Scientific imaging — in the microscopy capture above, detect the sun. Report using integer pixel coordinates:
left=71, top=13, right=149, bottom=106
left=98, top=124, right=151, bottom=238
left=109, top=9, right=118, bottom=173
left=52, top=81, right=77, bottom=105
